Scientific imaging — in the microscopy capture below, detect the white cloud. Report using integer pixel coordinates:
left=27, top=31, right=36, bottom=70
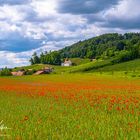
left=0, top=5, right=25, bottom=22
left=31, top=0, right=57, bottom=15
left=0, top=51, right=29, bottom=68
left=100, top=0, right=140, bottom=29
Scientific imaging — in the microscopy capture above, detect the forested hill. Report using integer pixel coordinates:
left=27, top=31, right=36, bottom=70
left=30, top=33, right=140, bottom=65
left=59, top=33, right=140, bottom=59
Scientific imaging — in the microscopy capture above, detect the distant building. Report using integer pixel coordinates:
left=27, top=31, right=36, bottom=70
left=11, top=70, right=25, bottom=76
left=11, top=72, right=17, bottom=76
left=34, top=67, right=53, bottom=75
left=61, top=59, right=72, bottom=67
left=34, top=70, right=46, bottom=75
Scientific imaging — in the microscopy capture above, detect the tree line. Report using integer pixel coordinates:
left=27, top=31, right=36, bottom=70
left=29, top=51, right=61, bottom=65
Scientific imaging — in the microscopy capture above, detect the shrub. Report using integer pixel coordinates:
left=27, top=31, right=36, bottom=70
left=0, top=67, right=12, bottom=76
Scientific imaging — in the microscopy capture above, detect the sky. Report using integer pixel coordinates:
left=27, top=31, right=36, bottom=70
left=0, top=0, right=140, bottom=68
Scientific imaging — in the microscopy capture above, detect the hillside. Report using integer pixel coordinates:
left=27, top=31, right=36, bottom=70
left=62, top=59, right=112, bottom=73
left=69, top=58, right=90, bottom=65
left=95, top=59, right=140, bottom=72
left=65, top=59, right=140, bottom=73
left=30, top=33, right=140, bottom=66
left=12, top=58, right=90, bottom=72
left=62, top=59, right=140, bottom=78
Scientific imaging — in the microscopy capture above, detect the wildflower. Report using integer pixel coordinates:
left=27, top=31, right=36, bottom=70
left=24, top=116, right=29, bottom=121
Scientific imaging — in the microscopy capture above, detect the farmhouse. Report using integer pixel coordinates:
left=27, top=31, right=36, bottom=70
left=34, top=70, right=46, bottom=75
left=61, top=59, right=72, bottom=67
left=34, top=67, right=53, bottom=75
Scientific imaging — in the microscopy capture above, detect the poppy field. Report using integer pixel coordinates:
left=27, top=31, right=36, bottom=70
left=0, top=74, right=140, bottom=139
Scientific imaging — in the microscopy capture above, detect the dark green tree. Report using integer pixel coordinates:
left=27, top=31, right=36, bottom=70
left=29, top=52, right=40, bottom=65
left=40, top=52, right=45, bottom=64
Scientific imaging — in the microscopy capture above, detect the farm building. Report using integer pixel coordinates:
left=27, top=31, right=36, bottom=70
left=34, top=70, right=46, bottom=75
left=34, top=67, right=53, bottom=75
left=61, top=59, right=72, bottom=67
left=11, top=70, right=25, bottom=76
left=11, top=72, right=17, bottom=76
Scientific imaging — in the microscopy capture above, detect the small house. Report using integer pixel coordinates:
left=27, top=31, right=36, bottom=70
left=61, top=59, right=72, bottom=67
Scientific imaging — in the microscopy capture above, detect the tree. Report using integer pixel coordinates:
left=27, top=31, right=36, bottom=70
left=86, top=50, right=95, bottom=59
left=51, top=51, right=61, bottom=65
left=33, top=52, right=40, bottom=64
left=40, top=52, right=45, bottom=64
left=29, top=58, right=34, bottom=65
left=29, top=52, right=40, bottom=65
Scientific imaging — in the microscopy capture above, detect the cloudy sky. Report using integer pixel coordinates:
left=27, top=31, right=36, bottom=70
left=0, top=0, right=140, bottom=68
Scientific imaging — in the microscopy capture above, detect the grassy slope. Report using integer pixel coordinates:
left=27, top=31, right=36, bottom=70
left=12, top=58, right=90, bottom=72
left=64, top=60, right=111, bottom=73
left=12, top=64, right=48, bottom=71
left=96, top=59, right=140, bottom=72
left=12, top=59, right=140, bottom=75
left=70, top=58, right=90, bottom=65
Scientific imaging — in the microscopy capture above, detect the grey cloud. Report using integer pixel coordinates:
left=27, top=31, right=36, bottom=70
left=102, top=18, right=140, bottom=29
left=0, top=0, right=31, bottom=5
left=57, top=0, right=121, bottom=14
left=0, top=31, right=43, bottom=52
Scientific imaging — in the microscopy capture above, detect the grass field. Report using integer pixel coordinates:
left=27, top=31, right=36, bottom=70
left=0, top=74, right=140, bottom=139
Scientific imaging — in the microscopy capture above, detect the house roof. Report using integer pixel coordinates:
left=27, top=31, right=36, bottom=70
left=34, top=70, right=45, bottom=75
left=11, top=71, right=25, bottom=76
left=11, top=72, right=17, bottom=76
left=17, top=71, right=25, bottom=76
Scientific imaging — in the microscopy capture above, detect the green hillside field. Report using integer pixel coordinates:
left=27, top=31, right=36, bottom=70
left=12, top=58, right=140, bottom=77
left=95, top=59, right=140, bottom=72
